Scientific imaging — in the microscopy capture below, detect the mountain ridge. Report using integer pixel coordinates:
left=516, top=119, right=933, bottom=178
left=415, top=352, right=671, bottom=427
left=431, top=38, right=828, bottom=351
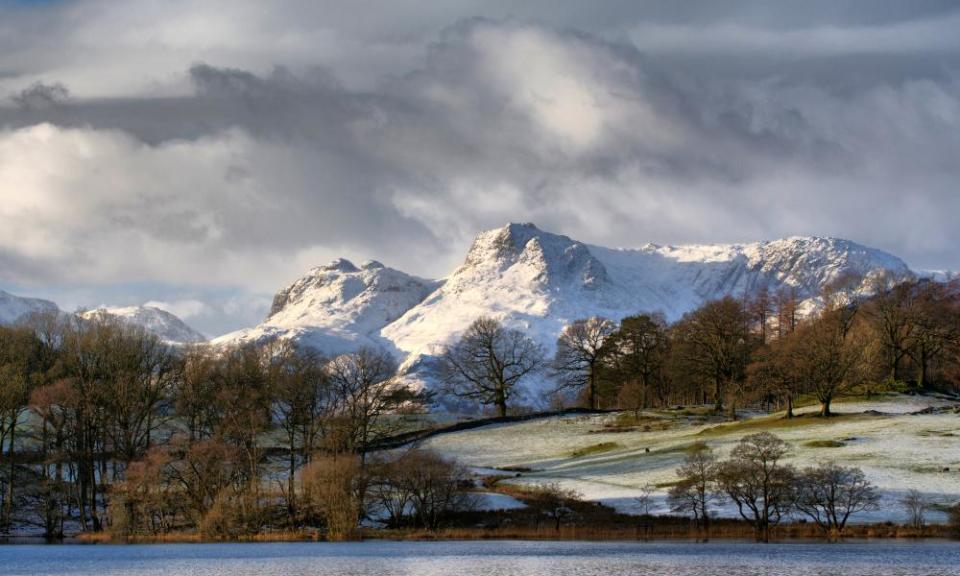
left=215, top=223, right=914, bottom=399
left=79, top=306, right=208, bottom=345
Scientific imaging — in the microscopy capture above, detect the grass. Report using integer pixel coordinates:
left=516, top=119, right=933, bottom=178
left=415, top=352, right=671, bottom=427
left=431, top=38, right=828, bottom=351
left=599, top=413, right=678, bottom=433
left=804, top=439, right=846, bottom=448
left=697, top=412, right=872, bottom=438
left=569, top=442, right=621, bottom=458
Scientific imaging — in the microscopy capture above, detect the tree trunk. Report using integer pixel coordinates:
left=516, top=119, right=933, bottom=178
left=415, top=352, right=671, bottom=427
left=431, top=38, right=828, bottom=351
left=918, top=349, right=929, bottom=392
left=588, top=374, right=598, bottom=410
left=288, top=430, right=297, bottom=519
left=785, top=395, right=794, bottom=419
left=820, top=397, right=832, bottom=418
left=495, top=385, right=507, bottom=418
left=4, top=417, right=16, bottom=531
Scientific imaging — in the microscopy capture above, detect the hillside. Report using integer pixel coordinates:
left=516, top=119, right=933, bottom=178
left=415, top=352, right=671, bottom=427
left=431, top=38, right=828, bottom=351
left=79, top=306, right=207, bottom=344
left=212, top=259, right=438, bottom=354
left=417, top=394, right=960, bottom=524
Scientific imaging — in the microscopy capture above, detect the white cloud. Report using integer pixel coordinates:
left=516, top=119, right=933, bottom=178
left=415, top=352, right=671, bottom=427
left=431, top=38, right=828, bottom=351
left=143, top=299, right=210, bottom=319
left=2, top=6, right=960, bottom=335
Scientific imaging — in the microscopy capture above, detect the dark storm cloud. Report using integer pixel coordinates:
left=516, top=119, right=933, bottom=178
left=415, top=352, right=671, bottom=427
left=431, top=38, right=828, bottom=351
left=1, top=1, right=959, bottom=335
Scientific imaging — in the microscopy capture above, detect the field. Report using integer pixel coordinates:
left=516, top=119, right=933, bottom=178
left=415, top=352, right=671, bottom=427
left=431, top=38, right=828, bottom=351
left=418, top=394, right=960, bottom=523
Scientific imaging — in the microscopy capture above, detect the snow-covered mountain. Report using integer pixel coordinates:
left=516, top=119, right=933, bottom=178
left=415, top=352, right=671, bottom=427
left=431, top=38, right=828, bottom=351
left=213, top=223, right=913, bottom=399
left=383, top=223, right=910, bottom=373
left=80, top=306, right=207, bottom=345
left=212, top=259, right=438, bottom=354
left=0, top=290, right=60, bottom=325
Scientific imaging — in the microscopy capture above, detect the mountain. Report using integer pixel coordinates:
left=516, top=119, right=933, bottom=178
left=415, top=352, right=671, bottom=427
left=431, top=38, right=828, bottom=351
left=0, top=290, right=60, bottom=325
left=212, top=259, right=438, bottom=354
left=80, top=306, right=207, bottom=344
left=382, top=223, right=911, bottom=377
left=214, top=223, right=914, bottom=401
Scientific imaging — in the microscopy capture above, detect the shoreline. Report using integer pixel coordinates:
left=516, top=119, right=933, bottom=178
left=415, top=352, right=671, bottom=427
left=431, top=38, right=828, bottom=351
left=0, top=523, right=948, bottom=545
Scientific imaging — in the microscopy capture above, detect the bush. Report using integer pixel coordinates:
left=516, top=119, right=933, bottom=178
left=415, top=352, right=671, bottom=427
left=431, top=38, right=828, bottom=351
left=302, top=454, right=362, bottom=541
left=367, top=448, right=477, bottom=530
left=199, top=492, right=244, bottom=540
left=949, top=504, right=960, bottom=539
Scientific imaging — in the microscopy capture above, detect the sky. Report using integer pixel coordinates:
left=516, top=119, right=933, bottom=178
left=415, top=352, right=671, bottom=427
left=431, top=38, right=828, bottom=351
left=1, top=0, right=959, bottom=336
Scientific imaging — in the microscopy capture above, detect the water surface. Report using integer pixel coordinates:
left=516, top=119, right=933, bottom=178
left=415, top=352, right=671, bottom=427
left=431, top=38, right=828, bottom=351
left=2, top=540, right=958, bottom=576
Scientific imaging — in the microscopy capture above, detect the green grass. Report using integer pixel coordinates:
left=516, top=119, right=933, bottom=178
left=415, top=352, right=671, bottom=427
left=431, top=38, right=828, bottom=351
left=569, top=442, right=621, bottom=458
left=696, top=412, right=870, bottom=438
left=804, top=439, right=846, bottom=448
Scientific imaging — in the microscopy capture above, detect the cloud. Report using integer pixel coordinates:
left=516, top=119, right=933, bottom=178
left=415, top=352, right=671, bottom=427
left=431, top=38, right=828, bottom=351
left=12, top=81, right=70, bottom=109
left=1, top=4, right=960, bottom=335
left=143, top=299, right=210, bottom=320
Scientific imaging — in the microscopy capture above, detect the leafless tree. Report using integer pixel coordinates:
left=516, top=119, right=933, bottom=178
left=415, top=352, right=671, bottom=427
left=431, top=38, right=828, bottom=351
left=397, top=449, right=476, bottom=530
left=440, top=317, right=544, bottom=417
left=775, top=287, right=799, bottom=338
left=326, top=347, right=410, bottom=457
left=865, top=273, right=918, bottom=383
left=901, top=489, right=928, bottom=530
left=552, top=317, right=615, bottom=409
left=670, top=297, right=752, bottom=415
left=792, top=303, right=868, bottom=417
left=265, top=340, right=330, bottom=516
left=668, top=441, right=721, bottom=533
left=909, top=279, right=960, bottom=391
left=0, top=324, right=47, bottom=531
left=716, top=432, right=795, bottom=542
left=604, top=314, right=670, bottom=412
left=749, top=286, right=772, bottom=345
left=634, top=483, right=655, bottom=517
left=793, top=463, right=880, bottom=537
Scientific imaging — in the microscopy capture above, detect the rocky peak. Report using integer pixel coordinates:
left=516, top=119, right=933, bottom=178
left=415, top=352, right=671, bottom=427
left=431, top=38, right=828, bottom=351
left=460, top=223, right=610, bottom=290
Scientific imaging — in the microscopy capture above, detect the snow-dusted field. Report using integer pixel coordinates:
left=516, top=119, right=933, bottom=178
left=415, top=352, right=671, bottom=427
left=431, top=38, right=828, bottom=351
left=420, top=395, right=960, bottom=523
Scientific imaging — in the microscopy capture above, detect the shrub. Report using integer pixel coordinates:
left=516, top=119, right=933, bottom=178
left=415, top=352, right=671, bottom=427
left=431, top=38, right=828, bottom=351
left=302, top=454, right=362, bottom=541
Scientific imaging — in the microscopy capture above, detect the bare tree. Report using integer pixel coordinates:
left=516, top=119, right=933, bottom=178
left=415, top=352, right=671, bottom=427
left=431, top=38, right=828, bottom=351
left=747, top=336, right=804, bottom=418
left=901, top=489, right=928, bottom=530
left=401, top=449, right=476, bottom=530
left=176, top=345, right=220, bottom=441
left=909, top=279, right=960, bottom=391
left=440, top=317, right=544, bottom=417
left=749, top=286, right=772, bottom=345
left=634, top=483, right=655, bottom=517
left=791, top=303, right=868, bottom=417
left=105, top=326, right=180, bottom=470
left=0, top=324, right=47, bottom=531
left=716, top=432, right=795, bottom=542
left=775, top=287, right=799, bottom=338
left=604, top=314, right=670, bottom=412
left=327, top=347, right=410, bottom=457
left=670, top=297, right=752, bottom=415
left=865, top=274, right=917, bottom=383
left=552, top=317, right=615, bottom=409
left=793, top=463, right=880, bottom=537
left=668, top=441, right=721, bottom=533
left=265, top=341, right=330, bottom=517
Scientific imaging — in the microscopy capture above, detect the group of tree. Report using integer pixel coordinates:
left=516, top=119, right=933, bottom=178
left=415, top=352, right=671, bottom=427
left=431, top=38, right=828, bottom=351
left=438, top=276, right=960, bottom=418
left=0, top=311, right=476, bottom=540
left=667, top=433, right=881, bottom=541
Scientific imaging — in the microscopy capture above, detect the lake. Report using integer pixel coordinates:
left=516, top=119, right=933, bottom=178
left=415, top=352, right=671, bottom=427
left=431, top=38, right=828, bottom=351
left=1, top=540, right=959, bottom=576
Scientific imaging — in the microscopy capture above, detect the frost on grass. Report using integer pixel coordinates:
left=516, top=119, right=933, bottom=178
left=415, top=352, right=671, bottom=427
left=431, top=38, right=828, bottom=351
left=421, top=395, right=960, bottom=523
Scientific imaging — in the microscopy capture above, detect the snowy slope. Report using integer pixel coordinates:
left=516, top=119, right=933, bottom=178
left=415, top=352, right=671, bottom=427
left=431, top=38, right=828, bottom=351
left=213, top=223, right=913, bottom=400
left=420, top=395, right=960, bottom=523
left=383, top=223, right=911, bottom=377
left=212, top=259, right=438, bottom=354
left=0, top=290, right=59, bottom=325
left=80, top=306, right=207, bottom=344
